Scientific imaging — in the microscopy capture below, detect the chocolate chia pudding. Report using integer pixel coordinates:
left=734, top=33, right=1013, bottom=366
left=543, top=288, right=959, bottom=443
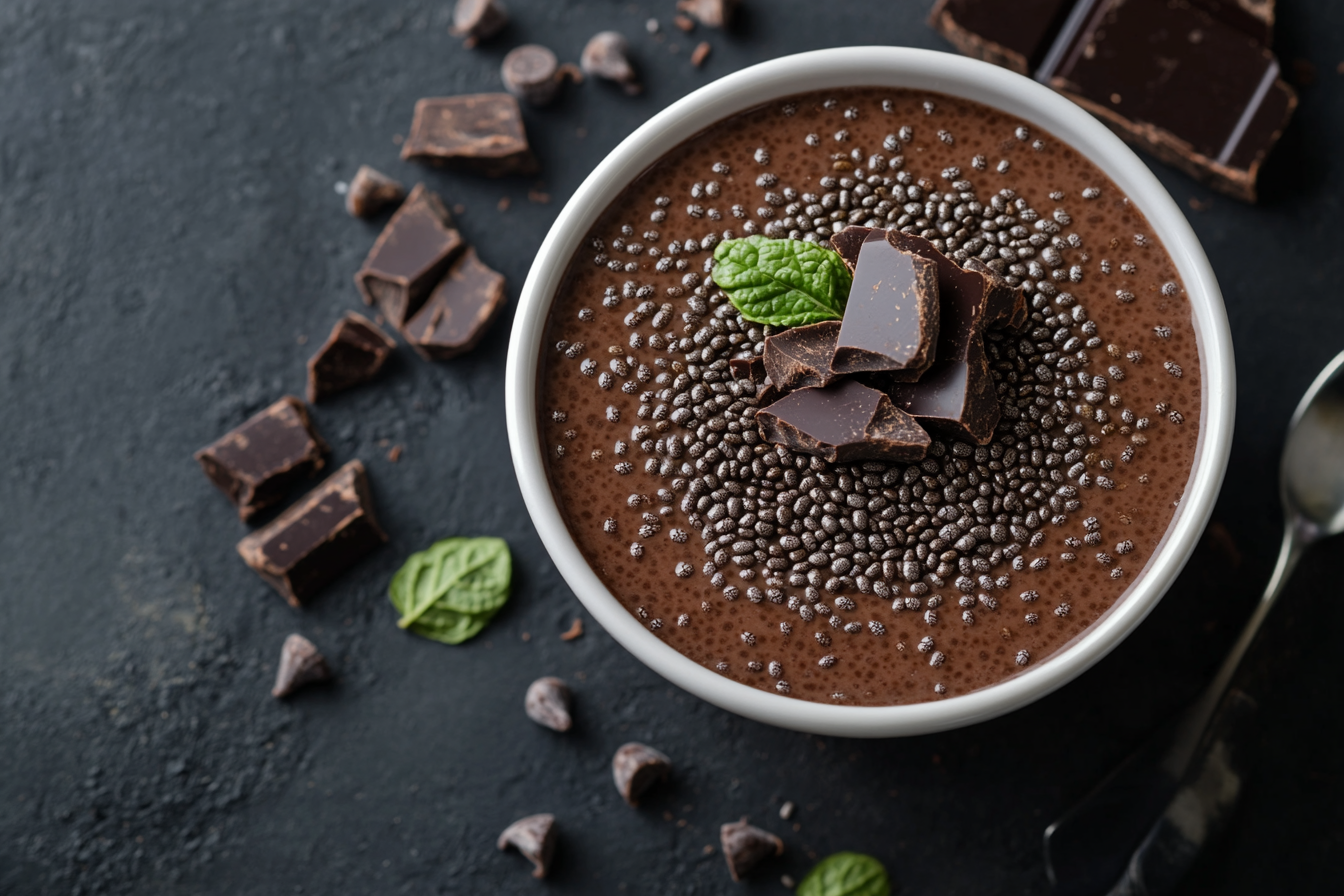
left=537, top=88, right=1201, bottom=706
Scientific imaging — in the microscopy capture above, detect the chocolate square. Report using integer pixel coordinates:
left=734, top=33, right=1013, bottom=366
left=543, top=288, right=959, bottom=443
left=306, top=312, right=397, bottom=403
left=355, top=184, right=463, bottom=328
left=402, top=247, right=507, bottom=360
left=194, top=396, right=327, bottom=521
left=832, top=235, right=940, bottom=380
left=756, top=379, right=930, bottom=464
left=401, top=94, right=538, bottom=177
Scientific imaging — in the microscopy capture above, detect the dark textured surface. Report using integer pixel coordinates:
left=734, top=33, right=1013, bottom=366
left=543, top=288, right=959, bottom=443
left=2, top=2, right=1341, bottom=894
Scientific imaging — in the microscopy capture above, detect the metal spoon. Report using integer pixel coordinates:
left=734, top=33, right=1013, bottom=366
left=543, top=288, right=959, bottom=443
left=1043, top=349, right=1344, bottom=896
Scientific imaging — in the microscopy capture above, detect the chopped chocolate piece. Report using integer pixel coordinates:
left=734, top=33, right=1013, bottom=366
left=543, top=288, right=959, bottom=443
left=271, top=634, right=333, bottom=698
left=677, top=0, right=738, bottom=28
left=757, top=380, right=931, bottom=464
left=502, top=45, right=564, bottom=107
left=451, top=0, right=509, bottom=48
left=828, top=225, right=876, bottom=271
left=886, top=230, right=1023, bottom=348
left=832, top=236, right=940, bottom=379
left=401, top=247, right=507, bottom=360
left=929, top=0, right=1075, bottom=74
left=496, top=814, right=558, bottom=879
left=306, top=312, right=396, bottom=403
left=719, top=818, right=784, bottom=882
left=354, top=184, right=463, bottom=328
left=729, top=355, right=766, bottom=383
left=964, top=256, right=1029, bottom=331
left=887, top=342, right=1001, bottom=444
left=581, top=32, right=641, bottom=95
left=236, top=460, right=387, bottom=607
left=194, top=396, right=327, bottom=521
left=345, top=165, right=405, bottom=218
left=524, top=677, right=573, bottom=732
left=1038, top=0, right=1295, bottom=201
left=761, top=320, right=840, bottom=393
left=401, top=94, right=538, bottom=177
left=611, top=742, right=671, bottom=806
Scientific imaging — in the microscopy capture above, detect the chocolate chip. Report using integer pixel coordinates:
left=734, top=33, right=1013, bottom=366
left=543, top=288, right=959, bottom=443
left=611, top=742, right=671, bottom=806
left=401, top=94, right=538, bottom=176
left=306, top=312, right=396, bottom=403
left=345, top=165, right=405, bottom=218
left=496, top=813, right=558, bottom=879
left=450, top=0, right=509, bottom=48
left=524, top=677, right=573, bottom=732
left=501, top=44, right=569, bottom=107
left=401, top=247, right=507, bottom=360
left=270, top=634, right=332, bottom=698
left=354, top=184, right=463, bottom=328
left=676, top=0, right=738, bottom=28
left=582, top=32, right=641, bottom=95
left=761, top=320, right=840, bottom=392
left=756, top=379, right=930, bottom=464
left=719, top=817, right=783, bottom=881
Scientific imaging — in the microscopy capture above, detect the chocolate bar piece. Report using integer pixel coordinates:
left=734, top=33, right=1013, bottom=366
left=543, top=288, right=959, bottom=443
left=354, top=184, right=463, bottom=328
left=829, top=225, right=876, bottom=272
left=401, top=94, right=538, bottom=177
left=761, top=320, right=840, bottom=393
left=728, top=355, right=766, bottom=383
left=236, top=460, right=387, bottom=607
left=929, top=0, right=1074, bottom=74
left=831, top=235, right=940, bottom=380
left=887, top=343, right=1001, bottom=445
left=756, top=380, right=930, bottom=464
left=195, top=396, right=327, bottom=521
left=306, top=312, right=397, bottom=403
left=402, top=247, right=507, bottom=360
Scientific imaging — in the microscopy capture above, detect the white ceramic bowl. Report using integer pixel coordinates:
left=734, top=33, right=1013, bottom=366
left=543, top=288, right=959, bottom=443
left=505, top=47, right=1234, bottom=737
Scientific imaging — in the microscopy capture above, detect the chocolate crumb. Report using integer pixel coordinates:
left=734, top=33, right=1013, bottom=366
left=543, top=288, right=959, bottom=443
left=560, top=618, right=584, bottom=641
left=690, top=41, right=711, bottom=68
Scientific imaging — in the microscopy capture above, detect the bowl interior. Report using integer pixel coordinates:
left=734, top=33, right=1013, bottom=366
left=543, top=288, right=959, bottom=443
left=505, top=47, right=1234, bottom=738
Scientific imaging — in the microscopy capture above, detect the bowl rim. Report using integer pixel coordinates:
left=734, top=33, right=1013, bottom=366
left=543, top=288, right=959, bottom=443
left=504, top=46, right=1234, bottom=738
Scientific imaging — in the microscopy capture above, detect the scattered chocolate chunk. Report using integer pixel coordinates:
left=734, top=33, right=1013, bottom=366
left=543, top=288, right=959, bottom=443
left=729, top=355, right=766, bottom=384
left=502, top=45, right=565, bottom=107
left=690, top=41, right=711, bottom=68
left=401, top=247, right=507, bottom=361
left=928, top=0, right=1075, bottom=74
left=496, top=814, right=558, bottom=879
left=582, top=32, right=641, bottom=95
left=831, top=234, right=940, bottom=379
left=271, top=634, right=333, bottom=698
left=450, top=0, right=509, bottom=48
left=524, top=677, right=573, bottom=732
left=886, top=343, right=1000, bottom=445
left=761, top=320, right=840, bottom=393
left=195, top=396, right=327, bottom=521
left=345, top=165, right=405, bottom=218
left=677, top=0, right=738, bottom=28
left=611, top=742, right=671, bottom=806
left=401, top=94, right=538, bottom=177
left=719, top=818, right=784, bottom=882
left=306, top=312, right=396, bottom=403
left=354, top=184, right=463, bottom=328
left=236, top=460, right=387, bottom=607
left=756, top=379, right=930, bottom=464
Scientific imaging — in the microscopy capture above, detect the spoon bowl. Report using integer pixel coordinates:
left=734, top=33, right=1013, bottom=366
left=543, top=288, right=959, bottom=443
left=1282, top=351, right=1344, bottom=538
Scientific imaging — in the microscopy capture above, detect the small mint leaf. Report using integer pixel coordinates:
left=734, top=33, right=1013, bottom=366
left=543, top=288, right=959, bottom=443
left=389, top=537, right=512, bottom=643
left=797, top=852, right=891, bottom=896
left=710, top=235, right=851, bottom=327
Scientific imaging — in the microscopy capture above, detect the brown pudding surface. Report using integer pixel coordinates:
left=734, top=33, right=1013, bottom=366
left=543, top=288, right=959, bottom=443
left=538, top=88, right=1202, bottom=706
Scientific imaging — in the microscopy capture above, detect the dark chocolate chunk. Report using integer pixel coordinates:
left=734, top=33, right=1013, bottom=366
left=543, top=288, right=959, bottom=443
left=236, top=460, right=387, bottom=607
left=581, top=32, right=641, bottom=95
left=345, top=165, right=405, bottom=218
left=611, top=742, right=671, bottom=806
left=497, top=814, right=558, bottom=879
left=756, top=379, right=930, bottom=464
left=761, top=320, right=840, bottom=393
left=355, top=184, right=463, bottom=328
left=271, top=634, right=333, bottom=698
left=828, top=224, right=876, bottom=271
left=832, top=235, right=940, bottom=380
left=401, top=94, right=538, bottom=176
left=401, top=247, right=507, bottom=360
left=719, top=818, right=784, bottom=882
left=928, top=0, right=1076, bottom=74
left=194, top=396, right=327, bottom=521
left=524, top=677, right=573, bottom=732
left=728, top=355, right=766, bottom=383
left=676, top=0, right=738, bottom=28
left=450, top=0, right=509, bottom=48
left=887, top=342, right=1001, bottom=444
left=306, top=312, right=396, bottom=403
left=502, top=45, right=564, bottom=107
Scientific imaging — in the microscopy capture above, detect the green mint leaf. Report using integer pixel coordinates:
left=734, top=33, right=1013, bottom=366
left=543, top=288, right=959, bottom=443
left=797, top=852, right=891, bottom=896
left=709, top=235, right=851, bottom=327
left=389, top=537, right=512, bottom=644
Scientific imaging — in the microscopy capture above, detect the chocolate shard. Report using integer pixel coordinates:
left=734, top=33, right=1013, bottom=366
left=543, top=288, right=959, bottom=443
left=345, top=165, right=405, bottom=218
left=401, top=94, right=538, bottom=177
left=581, top=32, right=641, bottom=95
left=829, top=225, right=876, bottom=271
left=728, top=355, right=766, bottom=384
left=887, top=343, right=1001, bottom=444
left=194, top=396, right=328, bottom=521
left=761, top=320, right=841, bottom=393
left=502, top=44, right=563, bottom=107
left=355, top=184, right=463, bottom=329
left=451, top=0, right=509, bottom=48
left=236, top=460, right=387, bottom=607
left=611, top=742, right=671, bottom=807
left=676, top=0, right=738, bottom=29
left=964, top=257, right=1028, bottom=331
left=832, top=235, right=940, bottom=380
left=306, top=312, right=397, bottom=403
left=719, top=818, right=784, bottom=882
left=757, top=380, right=931, bottom=464
left=524, top=677, right=573, bottom=732
left=271, top=634, right=333, bottom=698
left=401, top=247, right=507, bottom=360
left=497, top=814, right=558, bottom=879
left=929, top=0, right=1076, bottom=74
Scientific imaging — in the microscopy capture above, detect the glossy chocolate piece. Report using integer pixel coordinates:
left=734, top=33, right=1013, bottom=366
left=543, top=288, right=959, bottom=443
left=345, top=165, right=404, bottom=218
left=271, top=634, right=333, bottom=698
left=761, top=320, right=840, bottom=393
left=832, top=235, right=940, bottom=380
left=401, top=94, right=538, bottom=176
left=497, top=814, right=558, bottom=879
left=828, top=224, right=876, bottom=271
left=236, top=460, right=387, bottom=607
left=355, top=184, right=463, bottom=328
left=728, top=355, right=766, bottom=383
left=756, top=379, right=930, bottom=464
left=194, top=396, right=327, bottom=521
left=401, top=247, right=507, bottom=360
left=306, top=312, right=396, bottom=403
left=887, top=343, right=1000, bottom=444
left=929, top=0, right=1074, bottom=74
left=719, top=818, right=784, bottom=882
